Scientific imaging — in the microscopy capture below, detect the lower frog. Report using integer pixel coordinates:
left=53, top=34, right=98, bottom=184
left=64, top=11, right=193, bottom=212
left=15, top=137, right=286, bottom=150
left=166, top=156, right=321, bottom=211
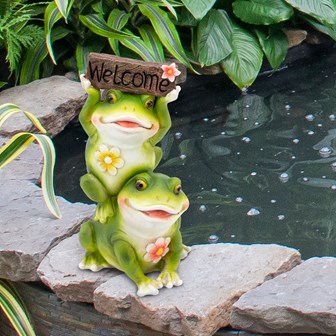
left=79, top=171, right=190, bottom=297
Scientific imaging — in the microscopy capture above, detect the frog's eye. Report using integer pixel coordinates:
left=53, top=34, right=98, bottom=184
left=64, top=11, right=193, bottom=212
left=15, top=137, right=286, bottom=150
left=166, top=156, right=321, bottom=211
left=106, top=92, right=117, bottom=104
left=135, top=179, right=148, bottom=191
left=173, top=184, right=182, bottom=195
left=145, top=99, right=154, bottom=110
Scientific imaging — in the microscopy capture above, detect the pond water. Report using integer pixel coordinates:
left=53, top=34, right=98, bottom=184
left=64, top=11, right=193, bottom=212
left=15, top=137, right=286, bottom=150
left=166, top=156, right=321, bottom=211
left=54, top=46, right=336, bottom=260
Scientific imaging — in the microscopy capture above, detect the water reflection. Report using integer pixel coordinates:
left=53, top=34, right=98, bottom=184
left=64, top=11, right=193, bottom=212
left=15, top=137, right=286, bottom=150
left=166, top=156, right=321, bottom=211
left=54, top=48, right=336, bottom=259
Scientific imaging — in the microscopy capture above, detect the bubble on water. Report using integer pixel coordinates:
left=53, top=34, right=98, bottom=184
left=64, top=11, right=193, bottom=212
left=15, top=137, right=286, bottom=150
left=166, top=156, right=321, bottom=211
left=285, top=104, right=291, bottom=110
left=251, top=172, right=257, bottom=176
left=322, top=176, right=327, bottom=179
left=243, top=117, right=248, bottom=121
left=331, top=162, right=336, bottom=172
left=278, top=215, right=285, bottom=220
left=293, top=139, right=300, bottom=144
left=331, top=185, right=336, bottom=191
left=279, top=172, right=289, bottom=182
left=211, top=188, right=218, bottom=192
left=305, top=114, right=315, bottom=121
left=179, top=154, right=187, bottom=160
left=221, top=131, right=226, bottom=135
left=174, top=132, right=182, bottom=139
left=242, top=136, right=251, bottom=143
left=235, top=197, right=243, bottom=203
left=260, top=148, right=264, bottom=151
left=317, top=123, right=323, bottom=127
left=254, top=122, right=260, bottom=126
left=208, top=234, right=219, bottom=243
left=329, top=114, right=336, bottom=121
left=319, top=147, right=332, bottom=158
left=199, top=205, right=207, bottom=212
left=271, top=199, right=277, bottom=204
left=308, top=130, right=315, bottom=135
left=230, top=234, right=236, bottom=238
left=245, top=104, right=250, bottom=108
left=291, top=156, right=296, bottom=160
left=247, top=208, right=260, bottom=216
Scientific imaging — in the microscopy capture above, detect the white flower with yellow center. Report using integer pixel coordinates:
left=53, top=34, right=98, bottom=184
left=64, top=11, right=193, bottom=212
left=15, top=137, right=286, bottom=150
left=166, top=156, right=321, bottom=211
left=95, top=144, right=124, bottom=175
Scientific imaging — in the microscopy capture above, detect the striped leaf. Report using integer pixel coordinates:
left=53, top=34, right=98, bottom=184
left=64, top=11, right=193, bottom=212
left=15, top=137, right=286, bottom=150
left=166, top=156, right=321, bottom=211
left=138, top=4, right=194, bottom=70
left=79, top=14, right=133, bottom=39
left=139, top=25, right=165, bottom=62
left=54, top=0, right=75, bottom=21
left=0, top=133, right=61, bottom=219
left=44, top=2, right=63, bottom=64
left=0, top=104, right=46, bottom=133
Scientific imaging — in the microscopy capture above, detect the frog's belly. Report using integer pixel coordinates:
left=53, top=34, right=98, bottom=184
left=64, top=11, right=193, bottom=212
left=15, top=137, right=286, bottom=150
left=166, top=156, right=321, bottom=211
left=86, top=144, right=155, bottom=195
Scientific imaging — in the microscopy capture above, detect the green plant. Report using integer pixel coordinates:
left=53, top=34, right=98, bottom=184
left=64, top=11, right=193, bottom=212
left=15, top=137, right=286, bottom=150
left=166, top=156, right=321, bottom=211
left=0, top=0, right=46, bottom=85
left=0, top=103, right=61, bottom=219
left=0, top=280, right=36, bottom=336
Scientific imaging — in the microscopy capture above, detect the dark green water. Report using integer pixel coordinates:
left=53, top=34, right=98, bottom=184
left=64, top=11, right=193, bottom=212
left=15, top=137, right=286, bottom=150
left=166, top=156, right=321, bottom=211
left=54, top=46, right=336, bottom=260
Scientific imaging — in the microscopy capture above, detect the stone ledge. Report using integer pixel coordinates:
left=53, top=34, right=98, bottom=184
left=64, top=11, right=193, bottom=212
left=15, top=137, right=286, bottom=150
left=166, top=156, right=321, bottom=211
left=231, top=257, right=336, bottom=335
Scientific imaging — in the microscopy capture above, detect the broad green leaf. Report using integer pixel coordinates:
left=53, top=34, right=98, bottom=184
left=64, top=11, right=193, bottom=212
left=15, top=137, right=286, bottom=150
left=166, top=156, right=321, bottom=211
left=139, top=25, right=165, bottom=62
left=54, top=0, right=75, bottom=21
left=181, top=0, right=216, bottom=20
left=303, top=16, right=336, bottom=40
left=220, top=23, right=263, bottom=89
left=44, top=2, right=63, bottom=64
left=176, top=7, right=198, bottom=26
left=285, top=0, right=336, bottom=25
left=197, top=9, right=233, bottom=66
left=0, top=133, right=61, bottom=219
left=138, top=4, right=194, bottom=70
left=256, top=28, right=288, bottom=69
left=233, top=0, right=294, bottom=25
left=0, top=280, right=36, bottom=336
left=0, top=103, right=46, bottom=133
left=107, top=9, right=131, bottom=55
left=79, top=14, right=133, bottom=39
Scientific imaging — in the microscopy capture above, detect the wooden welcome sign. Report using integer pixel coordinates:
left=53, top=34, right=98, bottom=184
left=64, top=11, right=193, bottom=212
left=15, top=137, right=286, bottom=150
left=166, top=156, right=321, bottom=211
left=87, top=53, right=186, bottom=97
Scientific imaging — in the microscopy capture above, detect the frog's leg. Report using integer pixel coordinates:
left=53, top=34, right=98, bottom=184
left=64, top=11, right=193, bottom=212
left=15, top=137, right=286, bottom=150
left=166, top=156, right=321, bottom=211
left=111, top=240, right=162, bottom=297
left=157, top=219, right=184, bottom=288
left=78, top=221, right=110, bottom=272
left=80, top=173, right=115, bottom=223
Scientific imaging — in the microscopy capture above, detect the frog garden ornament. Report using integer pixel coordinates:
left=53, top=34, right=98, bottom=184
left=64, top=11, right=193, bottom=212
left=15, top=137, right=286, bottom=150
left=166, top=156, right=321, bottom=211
left=79, top=171, right=189, bottom=297
left=79, top=75, right=181, bottom=223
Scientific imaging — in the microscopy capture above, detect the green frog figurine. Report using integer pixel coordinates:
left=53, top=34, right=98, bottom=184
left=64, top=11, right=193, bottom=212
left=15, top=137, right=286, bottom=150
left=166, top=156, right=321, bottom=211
left=79, top=75, right=180, bottom=223
left=79, top=171, right=190, bottom=297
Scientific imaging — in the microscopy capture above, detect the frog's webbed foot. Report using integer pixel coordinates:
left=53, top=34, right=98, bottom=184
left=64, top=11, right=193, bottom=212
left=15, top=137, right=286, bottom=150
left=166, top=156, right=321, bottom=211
left=79, top=251, right=111, bottom=272
left=157, top=271, right=183, bottom=289
left=181, top=244, right=191, bottom=260
left=137, top=277, right=163, bottom=297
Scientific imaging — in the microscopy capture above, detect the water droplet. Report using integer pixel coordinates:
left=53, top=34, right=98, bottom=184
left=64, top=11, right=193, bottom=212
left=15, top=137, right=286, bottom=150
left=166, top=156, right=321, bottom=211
left=230, top=234, right=236, bottom=238
left=322, top=176, right=327, bottom=179
left=242, top=136, right=251, bottom=143
left=260, top=148, right=264, bottom=151
left=221, top=131, right=226, bottom=135
left=251, top=172, right=257, bottom=176
left=235, top=197, right=243, bottom=203
left=329, top=114, right=336, bottom=121
left=245, top=104, right=250, bottom=108
left=211, top=188, right=218, bottom=192
left=236, top=152, right=241, bottom=155
left=199, top=205, right=207, bottom=212
left=243, top=117, right=248, bottom=121
left=308, top=130, right=315, bottom=135
left=293, top=139, right=300, bottom=144
left=331, top=185, right=336, bottom=191
left=278, top=215, right=285, bottom=221
left=271, top=199, right=277, bottom=204
left=208, top=235, right=219, bottom=243
left=319, top=147, right=332, bottom=158
left=247, top=208, right=260, bottom=216
left=174, top=132, right=182, bottom=139
left=254, top=122, right=260, bottom=126
left=179, top=154, right=186, bottom=160
left=291, top=156, right=296, bottom=160
left=317, top=123, right=323, bottom=127
left=305, top=114, right=315, bottom=121
left=331, top=162, right=336, bottom=172
left=203, top=118, right=209, bottom=122
left=279, top=173, right=289, bottom=182
left=302, top=177, right=309, bottom=182
left=285, top=104, right=291, bottom=110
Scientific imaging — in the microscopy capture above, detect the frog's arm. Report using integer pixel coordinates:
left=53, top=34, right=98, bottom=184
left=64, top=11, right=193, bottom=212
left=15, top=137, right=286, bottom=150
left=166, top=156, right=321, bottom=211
left=79, top=74, right=100, bottom=137
left=112, top=240, right=162, bottom=297
left=157, top=218, right=184, bottom=288
left=149, top=86, right=181, bottom=145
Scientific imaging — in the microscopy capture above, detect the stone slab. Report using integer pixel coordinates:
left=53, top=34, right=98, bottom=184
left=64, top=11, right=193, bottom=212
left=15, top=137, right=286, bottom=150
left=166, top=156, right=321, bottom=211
left=38, top=234, right=121, bottom=303
left=231, top=257, right=336, bottom=335
left=94, top=243, right=301, bottom=336
left=0, top=179, right=95, bottom=282
left=0, top=76, right=86, bottom=137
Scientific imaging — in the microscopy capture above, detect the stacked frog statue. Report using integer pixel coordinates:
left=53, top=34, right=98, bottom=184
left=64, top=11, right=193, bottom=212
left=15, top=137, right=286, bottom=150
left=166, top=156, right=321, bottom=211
left=78, top=67, right=190, bottom=297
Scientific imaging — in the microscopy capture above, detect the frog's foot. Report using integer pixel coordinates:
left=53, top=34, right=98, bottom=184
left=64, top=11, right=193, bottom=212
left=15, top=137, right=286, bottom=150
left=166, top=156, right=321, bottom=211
left=164, top=85, right=181, bottom=104
left=79, top=252, right=111, bottom=272
left=157, top=271, right=183, bottom=289
left=136, top=277, right=163, bottom=297
left=181, top=244, right=191, bottom=260
left=80, top=74, right=94, bottom=92
left=94, top=199, right=115, bottom=224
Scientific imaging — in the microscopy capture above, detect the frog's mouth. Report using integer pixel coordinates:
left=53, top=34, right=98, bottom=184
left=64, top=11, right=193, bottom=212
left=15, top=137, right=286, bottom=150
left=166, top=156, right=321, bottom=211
left=100, top=116, right=152, bottom=131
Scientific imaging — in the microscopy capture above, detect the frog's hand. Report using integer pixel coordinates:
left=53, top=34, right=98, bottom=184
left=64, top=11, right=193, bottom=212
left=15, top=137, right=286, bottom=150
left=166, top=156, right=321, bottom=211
left=79, top=74, right=101, bottom=137
left=94, top=198, right=116, bottom=224
left=149, top=86, right=181, bottom=145
left=80, top=173, right=109, bottom=203
left=112, top=240, right=162, bottom=297
left=157, top=270, right=183, bottom=288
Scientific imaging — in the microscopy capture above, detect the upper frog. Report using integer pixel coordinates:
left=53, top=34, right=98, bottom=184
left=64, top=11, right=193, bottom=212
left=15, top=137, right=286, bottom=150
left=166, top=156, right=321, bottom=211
left=79, top=171, right=190, bottom=297
left=79, top=75, right=180, bottom=223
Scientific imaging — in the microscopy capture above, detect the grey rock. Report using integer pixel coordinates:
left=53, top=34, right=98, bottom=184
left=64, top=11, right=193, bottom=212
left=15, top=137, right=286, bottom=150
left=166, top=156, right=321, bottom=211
left=38, top=234, right=121, bottom=303
left=94, top=243, right=301, bottom=336
left=0, top=76, right=86, bottom=137
left=0, top=179, right=94, bottom=281
left=231, top=257, right=336, bottom=335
